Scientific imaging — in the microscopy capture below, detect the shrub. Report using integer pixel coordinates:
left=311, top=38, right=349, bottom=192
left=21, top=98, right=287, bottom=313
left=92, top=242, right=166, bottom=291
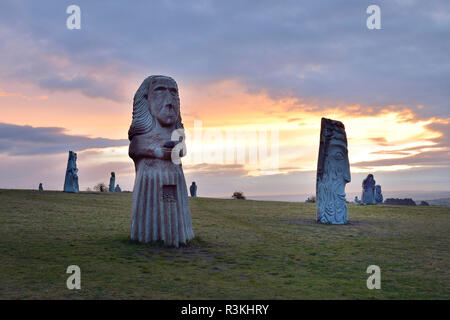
left=305, top=196, right=316, bottom=203
left=94, top=183, right=108, bottom=192
left=232, top=191, right=246, bottom=200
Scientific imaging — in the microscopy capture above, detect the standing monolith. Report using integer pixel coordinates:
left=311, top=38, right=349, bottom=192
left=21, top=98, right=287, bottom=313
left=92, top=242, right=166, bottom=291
left=114, top=184, right=122, bottom=192
left=128, top=75, right=194, bottom=247
left=39, top=183, right=43, bottom=191
left=362, top=174, right=376, bottom=205
left=63, top=151, right=79, bottom=193
left=375, top=185, right=383, bottom=204
left=189, top=182, right=197, bottom=197
left=109, top=172, right=115, bottom=192
left=316, top=118, right=351, bottom=224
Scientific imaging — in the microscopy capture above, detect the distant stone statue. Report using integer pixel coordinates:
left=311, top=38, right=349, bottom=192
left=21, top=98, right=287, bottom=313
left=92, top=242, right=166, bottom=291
left=114, top=184, right=122, bottom=192
left=63, top=151, right=79, bottom=193
left=39, top=183, right=43, bottom=191
left=128, top=75, right=194, bottom=247
left=109, top=172, right=115, bottom=192
left=375, top=185, right=383, bottom=204
left=354, top=196, right=360, bottom=204
left=316, top=118, right=351, bottom=224
left=362, top=174, right=376, bottom=205
left=189, top=182, right=197, bottom=197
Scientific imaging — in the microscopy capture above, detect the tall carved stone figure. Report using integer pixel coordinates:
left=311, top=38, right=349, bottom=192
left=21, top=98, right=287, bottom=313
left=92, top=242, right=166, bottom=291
left=362, top=174, right=376, bottom=205
left=128, top=75, right=194, bottom=247
left=63, top=151, right=79, bottom=193
left=39, top=183, right=43, bottom=191
left=375, top=184, right=383, bottom=204
left=316, top=118, right=351, bottom=224
left=190, top=182, right=197, bottom=197
left=109, top=172, right=115, bottom=192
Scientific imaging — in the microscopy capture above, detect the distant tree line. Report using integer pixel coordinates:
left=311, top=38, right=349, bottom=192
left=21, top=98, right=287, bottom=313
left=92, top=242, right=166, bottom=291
left=384, top=198, right=416, bottom=206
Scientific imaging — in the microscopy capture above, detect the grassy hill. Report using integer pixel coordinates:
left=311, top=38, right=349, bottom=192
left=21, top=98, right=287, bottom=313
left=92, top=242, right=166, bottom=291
left=0, top=189, right=449, bottom=299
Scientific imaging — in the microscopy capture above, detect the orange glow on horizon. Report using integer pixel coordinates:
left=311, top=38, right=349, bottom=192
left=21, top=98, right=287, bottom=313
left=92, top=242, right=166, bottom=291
left=1, top=78, right=447, bottom=177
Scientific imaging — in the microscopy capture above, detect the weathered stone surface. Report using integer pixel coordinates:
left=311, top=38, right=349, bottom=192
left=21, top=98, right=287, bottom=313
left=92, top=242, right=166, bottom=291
left=114, top=184, right=122, bottom=192
left=375, top=184, right=383, bottom=204
left=128, top=75, right=194, bottom=247
left=39, top=183, right=43, bottom=191
left=63, top=151, right=79, bottom=193
left=109, top=172, right=115, bottom=192
left=362, top=174, right=376, bottom=205
left=189, top=182, right=197, bottom=197
left=316, top=118, right=351, bottom=224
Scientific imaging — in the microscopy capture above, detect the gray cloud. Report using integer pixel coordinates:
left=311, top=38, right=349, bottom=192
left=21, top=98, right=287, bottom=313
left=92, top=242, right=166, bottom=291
left=184, top=163, right=248, bottom=177
left=359, top=119, right=450, bottom=167
left=354, top=149, right=450, bottom=167
left=37, top=75, right=125, bottom=101
left=427, top=122, right=450, bottom=148
left=0, top=123, right=128, bottom=155
left=0, top=1, right=448, bottom=117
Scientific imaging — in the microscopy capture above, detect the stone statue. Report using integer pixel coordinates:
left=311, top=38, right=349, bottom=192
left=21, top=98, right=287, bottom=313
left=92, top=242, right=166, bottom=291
left=354, top=196, right=360, bottom=204
left=316, top=118, right=351, bottom=224
left=189, top=182, right=197, bottom=197
left=128, top=75, right=194, bottom=247
left=362, top=174, right=376, bottom=205
left=109, top=172, right=115, bottom=192
left=375, top=185, right=383, bottom=204
left=63, top=151, right=79, bottom=193
left=114, top=184, right=122, bottom=192
left=39, top=183, right=43, bottom=191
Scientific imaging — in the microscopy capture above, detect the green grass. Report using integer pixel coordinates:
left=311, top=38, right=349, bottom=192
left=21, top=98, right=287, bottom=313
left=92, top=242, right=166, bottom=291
left=0, top=189, right=449, bottom=299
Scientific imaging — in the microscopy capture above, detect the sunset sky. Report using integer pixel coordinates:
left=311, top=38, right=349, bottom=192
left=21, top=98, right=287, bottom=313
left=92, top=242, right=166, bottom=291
left=0, top=0, right=449, bottom=201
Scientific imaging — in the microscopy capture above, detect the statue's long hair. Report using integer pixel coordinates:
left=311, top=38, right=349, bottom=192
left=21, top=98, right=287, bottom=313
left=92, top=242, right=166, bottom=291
left=128, top=75, right=184, bottom=141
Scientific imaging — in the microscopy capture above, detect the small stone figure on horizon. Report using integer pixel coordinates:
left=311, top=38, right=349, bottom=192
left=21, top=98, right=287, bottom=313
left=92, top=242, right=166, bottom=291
left=375, top=185, right=383, bottom=204
left=354, top=196, right=360, bottom=204
left=109, top=172, right=115, bottom=192
left=362, top=174, right=376, bottom=205
left=39, top=183, right=43, bottom=191
left=114, top=184, right=122, bottom=192
left=316, top=118, right=351, bottom=224
left=63, top=151, right=79, bottom=193
left=128, top=75, right=194, bottom=247
left=189, top=182, right=197, bottom=197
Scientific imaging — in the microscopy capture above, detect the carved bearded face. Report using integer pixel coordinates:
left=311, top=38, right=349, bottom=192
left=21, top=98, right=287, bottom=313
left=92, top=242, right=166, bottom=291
left=317, top=133, right=351, bottom=224
left=147, top=77, right=180, bottom=127
left=322, top=142, right=350, bottom=206
left=325, top=143, right=351, bottom=186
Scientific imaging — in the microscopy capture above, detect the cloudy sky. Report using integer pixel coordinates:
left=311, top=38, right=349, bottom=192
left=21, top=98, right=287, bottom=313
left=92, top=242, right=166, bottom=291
left=0, top=0, right=449, bottom=201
